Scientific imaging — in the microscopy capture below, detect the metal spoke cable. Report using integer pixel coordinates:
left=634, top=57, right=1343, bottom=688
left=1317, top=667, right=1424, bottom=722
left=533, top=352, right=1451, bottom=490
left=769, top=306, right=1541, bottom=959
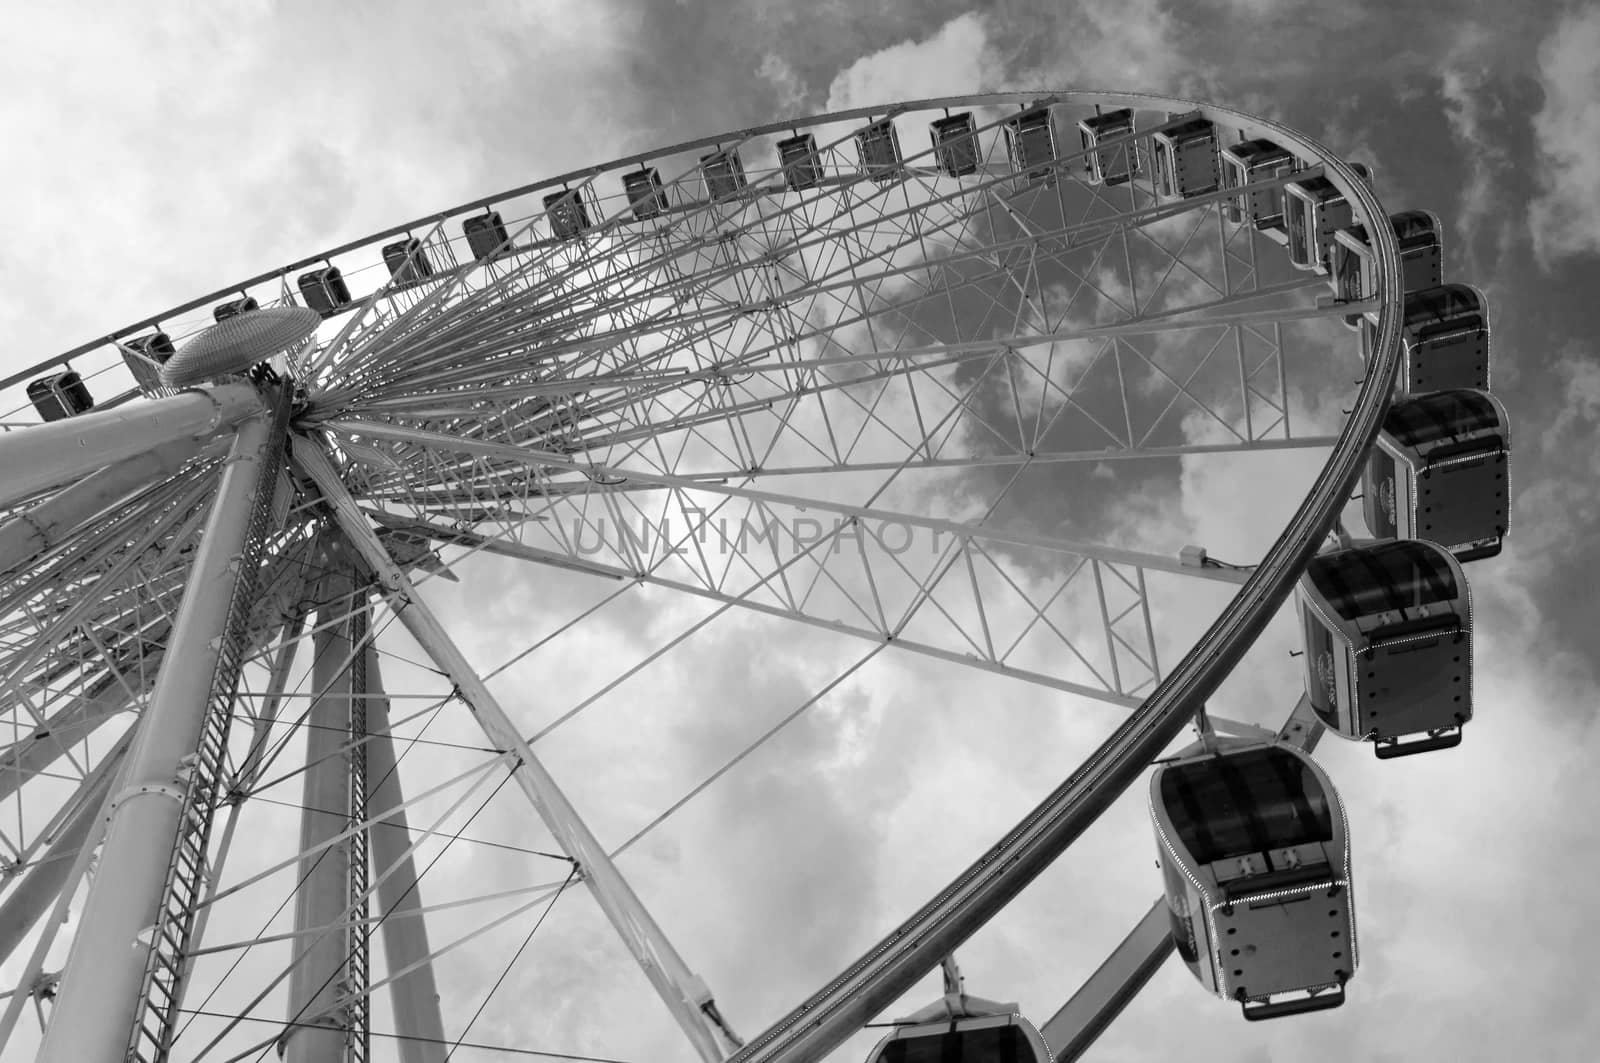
left=240, top=792, right=571, bottom=864
left=227, top=767, right=525, bottom=1063
left=443, top=864, right=579, bottom=1062
left=173, top=1007, right=639, bottom=1062
left=173, top=668, right=458, bottom=1045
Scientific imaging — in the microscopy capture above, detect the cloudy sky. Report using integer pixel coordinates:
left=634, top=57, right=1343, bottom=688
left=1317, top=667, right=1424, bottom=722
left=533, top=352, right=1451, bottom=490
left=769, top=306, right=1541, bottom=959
left=2, top=1, right=1598, bottom=1061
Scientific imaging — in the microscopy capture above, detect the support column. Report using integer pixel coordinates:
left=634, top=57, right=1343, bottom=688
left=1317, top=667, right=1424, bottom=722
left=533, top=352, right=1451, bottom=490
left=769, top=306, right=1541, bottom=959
left=281, top=558, right=356, bottom=1063
left=37, top=410, right=274, bottom=1063
left=364, top=643, right=447, bottom=1063
left=0, top=383, right=263, bottom=509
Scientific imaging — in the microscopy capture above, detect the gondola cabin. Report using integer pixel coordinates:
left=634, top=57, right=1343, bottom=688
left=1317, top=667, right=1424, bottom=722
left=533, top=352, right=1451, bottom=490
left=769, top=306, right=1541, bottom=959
left=543, top=190, right=591, bottom=240
left=1330, top=210, right=1444, bottom=328
left=1150, top=737, right=1354, bottom=1019
left=121, top=331, right=176, bottom=392
left=297, top=265, right=352, bottom=317
left=701, top=148, right=748, bottom=200
left=1284, top=173, right=1364, bottom=274
left=856, top=118, right=904, bottom=185
left=1363, top=389, right=1509, bottom=562
left=1078, top=107, right=1139, bottom=186
left=1150, top=116, right=1219, bottom=200
left=26, top=371, right=94, bottom=422
left=930, top=112, right=980, bottom=177
left=1219, top=137, right=1296, bottom=238
left=622, top=169, right=669, bottom=220
left=381, top=238, right=434, bottom=287
left=463, top=210, right=511, bottom=259
left=1398, top=284, right=1490, bottom=394
left=865, top=1012, right=1051, bottom=1063
left=213, top=295, right=259, bottom=323
left=1297, top=539, right=1472, bottom=758
left=777, top=133, right=823, bottom=190
left=1004, top=105, right=1060, bottom=186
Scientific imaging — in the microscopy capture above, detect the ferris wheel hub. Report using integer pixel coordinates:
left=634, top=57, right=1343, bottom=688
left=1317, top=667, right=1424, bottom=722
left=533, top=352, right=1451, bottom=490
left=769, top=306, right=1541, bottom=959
left=160, top=306, right=319, bottom=387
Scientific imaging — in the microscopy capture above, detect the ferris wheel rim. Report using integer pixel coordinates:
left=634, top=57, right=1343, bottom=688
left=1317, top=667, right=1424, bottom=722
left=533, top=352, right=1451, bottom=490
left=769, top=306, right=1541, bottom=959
left=716, top=100, right=1406, bottom=1063
left=4, top=89, right=1407, bottom=1063
left=17, top=89, right=1366, bottom=398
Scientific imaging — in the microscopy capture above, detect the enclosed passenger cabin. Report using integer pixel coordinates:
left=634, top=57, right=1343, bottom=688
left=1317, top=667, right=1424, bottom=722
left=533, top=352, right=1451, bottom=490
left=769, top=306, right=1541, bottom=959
left=382, top=238, right=435, bottom=288
left=1363, top=389, right=1509, bottom=562
left=1397, top=283, right=1490, bottom=395
left=1219, top=138, right=1296, bottom=237
left=542, top=190, right=591, bottom=240
left=1004, top=105, right=1059, bottom=186
left=297, top=265, right=352, bottom=317
left=930, top=112, right=979, bottom=177
left=27, top=371, right=94, bottom=422
left=463, top=211, right=511, bottom=259
left=856, top=118, right=904, bottom=184
left=1150, top=737, right=1354, bottom=1019
left=701, top=147, right=747, bottom=200
left=1330, top=210, right=1443, bottom=328
left=1078, top=108, right=1139, bottom=186
left=213, top=295, right=259, bottom=323
left=121, top=331, right=176, bottom=391
left=1284, top=174, right=1361, bottom=273
left=777, top=133, right=823, bottom=190
left=622, top=168, right=668, bottom=219
left=1298, top=539, right=1472, bottom=758
left=1151, top=116, right=1219, bottom=200
left=864, top=1013, right=1051, bottom=1062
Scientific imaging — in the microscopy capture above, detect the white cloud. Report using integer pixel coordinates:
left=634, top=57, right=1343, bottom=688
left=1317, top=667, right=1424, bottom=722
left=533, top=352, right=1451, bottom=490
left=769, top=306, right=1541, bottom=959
left=1528, top=4, right=1600, bottom=267
left=824, top=13, right=1000, bottom=112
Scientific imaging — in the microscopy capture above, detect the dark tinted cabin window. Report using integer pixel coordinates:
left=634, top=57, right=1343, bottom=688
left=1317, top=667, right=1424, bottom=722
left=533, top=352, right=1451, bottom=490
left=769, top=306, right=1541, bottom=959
left=1404, top=284, right=1481, bottom=330
left=1162, top=853, right=1202, bottom=965
left=1391, top=210, right=1438, bottom=246
left=1362, top=450, right=1398, bottom=541
left=1306, top=540, right=1457, bottom=621
left=1384, top=390, right=1499, bottom=448
left=1287, top=195, right=1309, bottom=257
left=882, top=1025, right=1029, bottom=1063
left=1160, top=747, right=1333, bottom=866
left=1302, top=603, right=1342, bottom=726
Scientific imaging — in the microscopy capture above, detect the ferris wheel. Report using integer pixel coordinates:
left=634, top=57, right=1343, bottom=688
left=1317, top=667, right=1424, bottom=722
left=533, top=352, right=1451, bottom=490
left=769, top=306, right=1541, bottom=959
left=0, top=91, right=1507, bottom=1062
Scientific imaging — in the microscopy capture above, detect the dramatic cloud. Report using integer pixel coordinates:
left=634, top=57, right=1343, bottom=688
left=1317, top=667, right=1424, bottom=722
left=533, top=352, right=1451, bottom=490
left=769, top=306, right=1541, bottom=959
left=1528, top=4, right=1600, bottom=267
left=1, top=3, right=1593, bottom=1063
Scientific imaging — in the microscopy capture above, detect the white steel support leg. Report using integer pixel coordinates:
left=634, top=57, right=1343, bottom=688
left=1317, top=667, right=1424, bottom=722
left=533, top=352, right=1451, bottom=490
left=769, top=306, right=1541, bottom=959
left=282, top=559, right=357, bottom=1063
left=0, top=435, right=222, bottom=577
left=0, top=383, right=263, bottom=509
left=294, top=442, right=736, bottom=1063
left=363, top=642, right=447, bottom=1063
left=36, top=410, right=274, bottom=1063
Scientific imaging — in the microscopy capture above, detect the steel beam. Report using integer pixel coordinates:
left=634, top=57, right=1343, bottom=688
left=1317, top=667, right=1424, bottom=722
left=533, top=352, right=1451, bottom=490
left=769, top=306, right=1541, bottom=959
left=0, top=384, right=262, bottom=510
left=36, top=410, right=274, bottom=1063
left=363, top=642, right=447, bottom=1063
left=281, top=558, right=358, bottom=1063
left=0, top=435, right=219, bottom=577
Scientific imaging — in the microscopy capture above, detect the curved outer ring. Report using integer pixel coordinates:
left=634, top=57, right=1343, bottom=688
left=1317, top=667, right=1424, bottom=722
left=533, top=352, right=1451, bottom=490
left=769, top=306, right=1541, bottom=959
left=719, top=92, right=1404, bottom=1063
left=17, top=91, right=1403, bottom=1061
